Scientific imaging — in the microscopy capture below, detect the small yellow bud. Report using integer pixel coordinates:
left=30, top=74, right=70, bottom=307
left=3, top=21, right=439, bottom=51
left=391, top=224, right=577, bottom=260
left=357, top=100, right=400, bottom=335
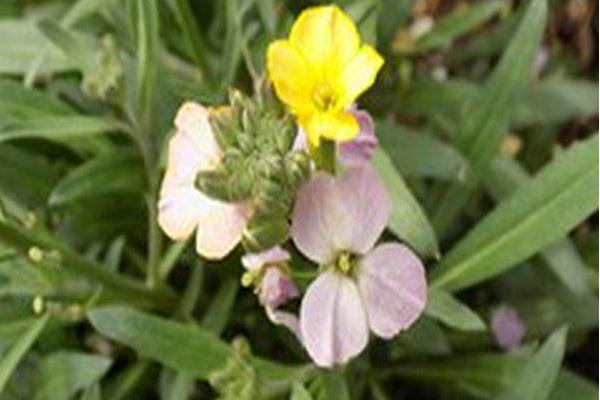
left=33, top=296, right=45, bottom=314
left=241, top=272, right=254, bottom=287
left=28, top=247, right=43, bottom=263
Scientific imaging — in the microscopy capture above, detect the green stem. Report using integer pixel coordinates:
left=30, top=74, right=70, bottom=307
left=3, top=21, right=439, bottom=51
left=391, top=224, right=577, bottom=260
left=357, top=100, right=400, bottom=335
left=322, top=367, right=351, bottom=400
left=0, top=221, right=176, bottom=311
left=170, top=0, right=212, bottom=81
left=311, top=139, right=337, bottom=175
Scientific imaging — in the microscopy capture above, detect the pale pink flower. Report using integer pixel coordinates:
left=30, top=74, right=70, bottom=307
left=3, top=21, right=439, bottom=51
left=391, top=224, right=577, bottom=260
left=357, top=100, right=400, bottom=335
left=157, top=102, right=253, bottom=260
left=241, top=246, right=298, bottom=309
left=291, top=165, right=427, bottom=367
left=293, top=110, right=378, bottom=167
left=491, top=306, right=526, bottom=351
left=241, top=247, right=301, bottom=337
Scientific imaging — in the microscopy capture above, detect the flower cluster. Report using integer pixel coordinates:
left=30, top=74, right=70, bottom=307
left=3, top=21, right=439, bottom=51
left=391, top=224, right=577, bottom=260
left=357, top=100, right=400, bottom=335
left=157, top=5, right=427, bottom=368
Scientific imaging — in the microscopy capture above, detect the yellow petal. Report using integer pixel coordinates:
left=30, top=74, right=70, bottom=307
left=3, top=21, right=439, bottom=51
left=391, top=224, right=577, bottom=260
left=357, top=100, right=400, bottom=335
left=290, top=5, right=360, bottom=76
left=302, top=111, right=359, bottom=146
left=339, top=45, right=384, bottom=105
left=267, top=39, right=315, bottom=115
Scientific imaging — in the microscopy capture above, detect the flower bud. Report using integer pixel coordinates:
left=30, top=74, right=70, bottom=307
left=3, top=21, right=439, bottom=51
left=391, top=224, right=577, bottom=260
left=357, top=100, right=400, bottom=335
left=491, top=306, right=526, bottom=351
left=258, top=267, right=299, bottom=309
left=242, top=217, right=289, bottom=253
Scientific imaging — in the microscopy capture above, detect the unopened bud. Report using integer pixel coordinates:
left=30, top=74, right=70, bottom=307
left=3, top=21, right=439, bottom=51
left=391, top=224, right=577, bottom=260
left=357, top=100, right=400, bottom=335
left=242, top=218, right=289, bottom=253
left=28, top=247, right=43, bottom=263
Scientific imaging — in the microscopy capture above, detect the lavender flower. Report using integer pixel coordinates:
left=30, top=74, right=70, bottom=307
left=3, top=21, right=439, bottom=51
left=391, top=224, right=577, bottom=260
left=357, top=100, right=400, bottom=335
left=291, top=164, right=427, bottom=367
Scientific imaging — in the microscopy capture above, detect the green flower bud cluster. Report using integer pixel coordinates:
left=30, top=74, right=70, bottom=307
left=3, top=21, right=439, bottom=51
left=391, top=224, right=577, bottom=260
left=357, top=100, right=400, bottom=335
left=209, top=337, right=258, bottom=400
left=196, top=90, right=311, bottom=252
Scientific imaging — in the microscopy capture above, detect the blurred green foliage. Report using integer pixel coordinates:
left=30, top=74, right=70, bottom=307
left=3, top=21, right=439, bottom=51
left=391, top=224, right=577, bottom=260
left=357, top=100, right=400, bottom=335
left=0, top=0, right=597, bottom=399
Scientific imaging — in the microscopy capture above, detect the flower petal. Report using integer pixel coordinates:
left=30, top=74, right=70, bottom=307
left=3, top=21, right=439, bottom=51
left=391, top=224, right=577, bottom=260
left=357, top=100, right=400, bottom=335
left=157, top=180, right=204, bottom=240
left=267, top=40, right=315, bottom=115
left=289, top=5, right=359, bottom=74
left=291, top=164, right=390, bottom=260
left=241, top=246, right=291, bottom=271
left=491, top=306, right=526, bottom=351
left=300, top=271, right=368, bottom=367
left=301, top=111, right=359, bottom=146
left=340, top=45, right=384, bottom=105
left=266, top=308, right=302, bottom=342
left=358, top=243, right=427, bottom=338
left=333, top=164, right=391, bottom=254
left=291, top=172, right=338, bottom=264
left=339, top=110, right=377, bottom=166
left=173, top=102, right=222, bottom=172
left=195, top=199, right=253, bottom=260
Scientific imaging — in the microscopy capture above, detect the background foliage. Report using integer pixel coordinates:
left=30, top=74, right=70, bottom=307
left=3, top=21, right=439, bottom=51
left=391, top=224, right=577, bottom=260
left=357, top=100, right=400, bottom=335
left=0, top=0, right=597, bottom=399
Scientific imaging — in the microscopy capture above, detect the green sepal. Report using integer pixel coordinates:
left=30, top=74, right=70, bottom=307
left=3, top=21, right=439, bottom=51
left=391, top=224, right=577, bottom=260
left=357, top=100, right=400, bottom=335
left=242, top=216, right=289, bottom=253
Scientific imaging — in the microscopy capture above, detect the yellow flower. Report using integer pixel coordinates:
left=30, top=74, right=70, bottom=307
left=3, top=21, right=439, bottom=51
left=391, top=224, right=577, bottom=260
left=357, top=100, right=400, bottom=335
left=267, top=5, right=384, bottom=147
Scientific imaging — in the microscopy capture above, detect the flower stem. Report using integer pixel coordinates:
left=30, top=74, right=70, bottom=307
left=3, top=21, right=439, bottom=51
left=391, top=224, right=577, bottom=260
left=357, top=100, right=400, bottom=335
left=0, top=220, right=177, bottom=312
left=312, top=139, right=337, bottom=175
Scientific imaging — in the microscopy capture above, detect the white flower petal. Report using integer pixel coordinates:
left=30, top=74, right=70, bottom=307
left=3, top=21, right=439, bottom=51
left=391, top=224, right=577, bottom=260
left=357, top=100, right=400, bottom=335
left=332, top=165, right=390, bottom=254
left=173, top=102, right=222, bottom=171
left=358, top=243, right=427, bottom=338
left=157, top=177, right=204, bottom=240
left=195, top=199, right=253, bottom=260
left=291, top=164, right=391, bottom=263
left=300, top=271, right=368, bottom=367
left=291, top=173, right=339, bottom=264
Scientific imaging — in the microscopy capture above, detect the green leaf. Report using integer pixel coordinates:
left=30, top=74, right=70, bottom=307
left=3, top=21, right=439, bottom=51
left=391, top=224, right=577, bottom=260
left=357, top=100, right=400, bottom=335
left=391, top=352, right=593, bottom=399
left=34, top=351, right=112, bottom=400
left=87, top=305, right=313, bottom=393
left=290, top=382, right=314, bottom=400
left=61, top=0, right=119, bottom=28
left=88, top=306, right=230, bottom=379
left=494, top=327, right=567, bottom=400
left=432, top=0, right=548, bottom=234
left=431, top=136, right=599, bottom=291
left=411, top=0, right=505, bottom=54
left=0, top=20, right=74, bottom=75
left=0, top=144, right=59, bottom=209
left=133, top=0, right=159, bottom=125
left=376, top=121, right=468, bottom=181
left=425, top=289, right=486, bottom=331
left=322, top=369, right=350, bottom=400
left=49, top=149, right=145, bottom=206
left=485, top=156, right=592, bottom=295
left=200, top=278, right=239, bottom=335
left=515, top=77, right=599, bottom=127
left=0, top=116, right=123, bottom=146
left=392, top=317, right=451, bottom=357
left=37, top=20, right=96, bottom=71
left=0, top=79, right=72, bottom=117
left=0, top=314, right=49, bottom=393
left=549, top=369, right=598, bottom=400
left=372, top=149, right=439, bottom=258
left=220, top=0, right=244, bottom=89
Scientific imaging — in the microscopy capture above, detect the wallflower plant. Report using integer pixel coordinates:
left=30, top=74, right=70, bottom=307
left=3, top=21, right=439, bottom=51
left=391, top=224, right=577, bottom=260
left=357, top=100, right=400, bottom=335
left=2, top=0, right=596, bottom=398
left=155, top=5, right=427, bottom=368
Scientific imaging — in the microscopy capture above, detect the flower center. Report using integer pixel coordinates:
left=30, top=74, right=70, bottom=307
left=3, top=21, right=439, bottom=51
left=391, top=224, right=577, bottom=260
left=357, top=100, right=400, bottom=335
left=332, top=251, right=358, bottom=276
left=312, top=83, right=339, bottom=112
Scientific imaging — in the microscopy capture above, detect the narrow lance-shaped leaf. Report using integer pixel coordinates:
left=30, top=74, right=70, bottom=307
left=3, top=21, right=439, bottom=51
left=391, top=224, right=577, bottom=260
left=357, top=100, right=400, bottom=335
left=35, top=351, right=112, bottom=400
left=410, top=0, right=505, bottom=54
left=432, top=0, right=548, bottom=234
left=431, top=135, right=599, bottom=291
left=485, top=156, right=592, bottom=296
left=87, top=306, right=313, bottom=389
left=375, top=120, right=468, bottom=181
left=0, top=314, right=49, bottom=393
left=49, top=149, right=145, bottom=206
left=372, top=149, right=439, bottom=258
left=425, top=289, right=486, bottom=331
left=494, top=326, right=568, bottom=400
